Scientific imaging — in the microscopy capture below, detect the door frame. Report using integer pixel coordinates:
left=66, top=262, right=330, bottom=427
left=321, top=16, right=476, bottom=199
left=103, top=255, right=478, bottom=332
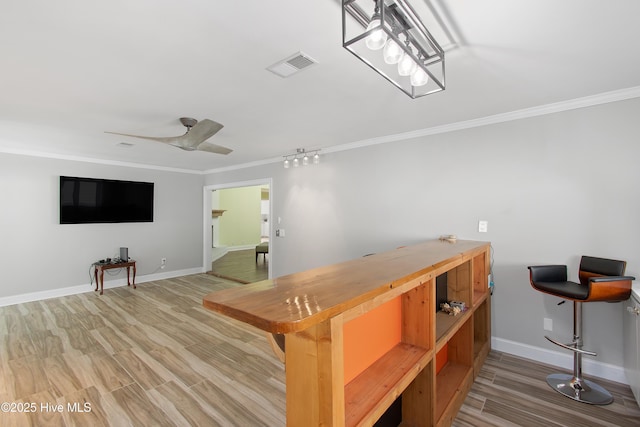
left=203, top=178, right=273, bottom=279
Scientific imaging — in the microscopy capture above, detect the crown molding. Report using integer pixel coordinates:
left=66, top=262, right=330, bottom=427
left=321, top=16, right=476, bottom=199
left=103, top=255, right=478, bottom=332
left=205, top=85, right=640, bottom=174
left=0, top=147, right=203, bottom=175
left=322, top=85, right=640, bottom=155
left=202, top=156, right=279, bottom=174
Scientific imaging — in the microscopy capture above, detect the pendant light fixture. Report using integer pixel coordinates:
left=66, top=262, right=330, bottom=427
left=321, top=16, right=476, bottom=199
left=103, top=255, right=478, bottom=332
left=342, top=0, right=445, bottom=99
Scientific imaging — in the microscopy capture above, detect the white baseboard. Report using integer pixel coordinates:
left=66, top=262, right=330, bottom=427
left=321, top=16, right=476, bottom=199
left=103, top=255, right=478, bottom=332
left=211, top=247, right=229, bottom=263
left=493, top=336, right=628, bottom=385
left=211, top=244, right=262, bottom=260
left=228, top=244, right=260, bottom=251
left=0, top=267, right=204, bottom=307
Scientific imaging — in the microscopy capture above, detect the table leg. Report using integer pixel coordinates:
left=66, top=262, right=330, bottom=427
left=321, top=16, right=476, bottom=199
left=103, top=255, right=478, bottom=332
left=126, top=266, right=131, bottom=287
left=132, top=263, right=136, bottom=289
left=100, top=270, right=105, bottom=295
left=94, top=267, right=99, bottom=292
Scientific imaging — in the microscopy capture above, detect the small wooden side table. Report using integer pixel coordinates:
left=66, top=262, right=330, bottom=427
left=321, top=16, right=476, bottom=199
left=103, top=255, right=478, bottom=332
left=94, top=261, right=136, bottom=295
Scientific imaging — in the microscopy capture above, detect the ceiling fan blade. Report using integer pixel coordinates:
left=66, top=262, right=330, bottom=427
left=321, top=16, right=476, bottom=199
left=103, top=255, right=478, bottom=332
left=180, top=119, right=224, bottom=148
left=196, top=142, right=233, bottom=155
left=105, top=118, right=227, bottom=153
left=104, top=131, right=182, bottom=144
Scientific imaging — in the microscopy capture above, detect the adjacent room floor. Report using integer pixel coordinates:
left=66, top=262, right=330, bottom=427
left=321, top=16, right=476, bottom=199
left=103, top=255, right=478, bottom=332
left=1, top=274, right=638, bottom=426
left=209, top=248, right=268, bottom=284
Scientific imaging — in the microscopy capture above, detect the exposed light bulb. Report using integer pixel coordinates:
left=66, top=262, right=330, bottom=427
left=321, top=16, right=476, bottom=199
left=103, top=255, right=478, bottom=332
left=283, top=159, right=290, bottom=169
left=313, top=153, right=320, bottom=164
left=411, top=66, right=429, bottom=87
left=383, top=38, right=403, bottom=64
left=397, top=51, right=417, bottom=76
left=365, top=13, right=387, bottom=50
left=293, top=158, right=299, bottom=168
left=302, top=154, right=309, bottom=166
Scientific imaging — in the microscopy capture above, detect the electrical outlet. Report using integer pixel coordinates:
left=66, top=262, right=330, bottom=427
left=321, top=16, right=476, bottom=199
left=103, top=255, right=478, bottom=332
left=544, top=318, right=553, bottom=331
left=478, top=220, right=488, bottom=233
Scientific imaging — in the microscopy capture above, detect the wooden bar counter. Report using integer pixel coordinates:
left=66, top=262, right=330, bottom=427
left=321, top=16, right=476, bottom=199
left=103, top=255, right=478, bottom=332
left=203, top=239, right=491, bottom=426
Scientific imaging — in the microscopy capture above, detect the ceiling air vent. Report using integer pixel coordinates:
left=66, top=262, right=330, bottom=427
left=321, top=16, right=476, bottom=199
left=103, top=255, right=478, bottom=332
left=266, top=51, right=317, bottom=78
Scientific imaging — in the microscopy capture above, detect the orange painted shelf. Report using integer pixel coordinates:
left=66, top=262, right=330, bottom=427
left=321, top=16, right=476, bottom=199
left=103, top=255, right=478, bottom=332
left=344, top=343, right=432, bottom=427
left=343, top=296, right=402, bottom=384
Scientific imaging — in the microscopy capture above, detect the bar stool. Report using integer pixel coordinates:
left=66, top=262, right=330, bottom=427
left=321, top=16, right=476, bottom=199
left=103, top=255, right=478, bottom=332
left=528, top=256, right=635, bottom=404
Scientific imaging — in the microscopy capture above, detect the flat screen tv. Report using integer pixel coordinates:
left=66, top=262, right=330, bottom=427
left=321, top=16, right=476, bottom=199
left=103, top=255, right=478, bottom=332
left=60, top=176, right=154, bottom=224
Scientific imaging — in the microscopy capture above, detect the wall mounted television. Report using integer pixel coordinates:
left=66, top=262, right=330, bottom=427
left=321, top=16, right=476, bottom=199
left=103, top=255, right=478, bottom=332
left=60, top=176, right=154, bottom=224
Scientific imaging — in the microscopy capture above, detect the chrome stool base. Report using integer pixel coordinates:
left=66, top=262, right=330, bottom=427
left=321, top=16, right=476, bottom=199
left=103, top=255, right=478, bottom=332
left=546, top=373, right=613, bottom=405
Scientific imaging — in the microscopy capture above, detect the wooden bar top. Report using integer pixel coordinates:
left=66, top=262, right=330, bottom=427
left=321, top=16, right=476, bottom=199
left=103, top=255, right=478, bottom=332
left=203, top=239, right=489, bottom=334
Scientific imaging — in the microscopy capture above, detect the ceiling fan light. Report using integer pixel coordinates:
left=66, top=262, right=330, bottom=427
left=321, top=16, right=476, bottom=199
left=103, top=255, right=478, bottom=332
left=313, top=153, right=320, bottom=164
left=293, top=158, right=299, bottom=168
left=411, top=67, right=429, bottom=87
left=365, top=14, right=387, bottom=50
left=284, top=159, right=290, bottom=169
left=302, top=154, right=309, bottom=166
left=383, top=39, right=403, bottom=64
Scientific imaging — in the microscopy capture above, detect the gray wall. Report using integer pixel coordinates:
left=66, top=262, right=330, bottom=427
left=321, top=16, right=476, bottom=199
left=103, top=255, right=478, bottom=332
left=205, top=97, right=640, bottom=370
left=0, top=154, right=204, bottom=298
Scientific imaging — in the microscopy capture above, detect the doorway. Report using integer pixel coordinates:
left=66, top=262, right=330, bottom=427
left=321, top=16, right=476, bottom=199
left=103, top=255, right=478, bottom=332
left=203, top=179, right=272, bottom=281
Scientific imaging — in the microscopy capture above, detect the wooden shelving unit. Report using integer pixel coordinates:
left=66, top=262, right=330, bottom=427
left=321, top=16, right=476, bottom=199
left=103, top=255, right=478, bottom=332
left=203, top=239, right=491, bottom=426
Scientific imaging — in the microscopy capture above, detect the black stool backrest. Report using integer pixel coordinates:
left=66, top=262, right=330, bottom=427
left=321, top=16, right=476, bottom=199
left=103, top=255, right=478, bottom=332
left=579, top=256, right=626, bottom=286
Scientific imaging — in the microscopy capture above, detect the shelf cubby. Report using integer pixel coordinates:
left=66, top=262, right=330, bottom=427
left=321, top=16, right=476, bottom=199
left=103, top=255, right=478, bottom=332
left=344, top=343, right=431, bottom=427
left=444, top=260, right=472, bottom=308
left=342, top=279, right=434, bottom=426
left=436, top=310, right=473, bottom=351
left=435, top=317, right=474, bottom=426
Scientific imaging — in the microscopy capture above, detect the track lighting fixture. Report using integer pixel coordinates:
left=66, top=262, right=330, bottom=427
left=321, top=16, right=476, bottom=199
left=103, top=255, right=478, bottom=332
left=283, top=148, right=321, bottom=169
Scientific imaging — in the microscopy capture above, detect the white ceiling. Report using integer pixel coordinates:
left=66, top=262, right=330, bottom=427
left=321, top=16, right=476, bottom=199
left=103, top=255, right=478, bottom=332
left=2, top=0, right=640, bottom=172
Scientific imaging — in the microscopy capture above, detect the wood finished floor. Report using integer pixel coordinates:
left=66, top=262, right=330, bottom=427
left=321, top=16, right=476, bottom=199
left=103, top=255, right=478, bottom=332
left=0, top=275, right=285, bottom=427
left=0, top=274, right=638, bottom=426
left=210, top=249, right=268, bottom=284
left=454, top=352, right=640, bottom=427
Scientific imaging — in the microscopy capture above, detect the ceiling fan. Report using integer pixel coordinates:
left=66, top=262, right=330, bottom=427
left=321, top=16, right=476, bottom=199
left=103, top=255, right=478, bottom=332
left=106, top=117, right=232, bottom=154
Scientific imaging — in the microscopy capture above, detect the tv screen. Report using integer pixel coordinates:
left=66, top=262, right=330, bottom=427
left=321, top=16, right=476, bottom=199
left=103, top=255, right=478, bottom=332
left=60, top=176, right=154, bottom=224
